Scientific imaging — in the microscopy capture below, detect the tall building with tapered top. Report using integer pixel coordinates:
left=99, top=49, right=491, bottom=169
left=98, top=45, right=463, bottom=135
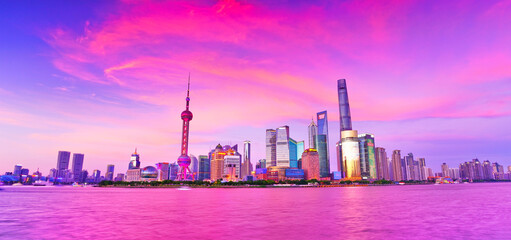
left=337, top=79, right=353, bottom=134
left=177, top=75, right=194, bottom=180
left=316, top=111, right=330, bottom=177
left=308, top=118, right=318, bottom=149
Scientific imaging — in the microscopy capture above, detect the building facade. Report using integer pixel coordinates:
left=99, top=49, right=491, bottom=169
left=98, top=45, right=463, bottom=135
left=316, top=111, right=330, bottom=178
left=358, top=134, right=377, bottom=179
left=301, top=149, right=320, bottom=180
left=341, top=130, right=360, bottom=180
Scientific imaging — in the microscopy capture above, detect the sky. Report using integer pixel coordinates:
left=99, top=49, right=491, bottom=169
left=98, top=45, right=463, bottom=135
left=1, top=0, right=511, bottom=175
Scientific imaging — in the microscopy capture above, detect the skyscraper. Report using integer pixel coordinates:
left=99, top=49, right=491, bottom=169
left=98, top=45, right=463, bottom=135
left=72, top=153, right=84, bottom=182
left=341, top=130, right=360, bottom=180
left=105, top=164, right=115, bottom=181
left=241, top=141, right=252, bottom=179
left=190, top=155, right=199, bottom=178
left=375, top=147, right=389, bottom=180
left=289, top=138, right=298, bottom=168
left=276, top=126, right=290, bottom=167
left=391, top=150, right=402, bottom=181
left=265, top=129, right=277, bottom=167
left=210, top=144, right=226, bottom=181
left=129, top=149, right=141, bottom=169
left=316, top=111, right=330, bottom=178
left=418, top=158, right=426, bottom=180
left=198, top=155, right=211, bottom=181
left=336, top=141, right=343, bottom=175
left=358, top=134, right=377, bottom=179
left=308, top=119, right=318, bottom=149
left=337, top=79, right=353, bottom=134
left=13, top=164, right=22, bottom=176
left=301, top=149, right=320, bottom=180
left=156, top=162, right=170, bottom=181
left=441, top=163, right=450, bottom=178
left=177, top=75, right=194, bottom=180
left=57, top=151, right=71, bottom=178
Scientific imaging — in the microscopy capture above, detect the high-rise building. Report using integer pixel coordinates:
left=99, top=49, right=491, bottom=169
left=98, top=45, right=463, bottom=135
left=105, top=164, right=115, bottom=181
left=265, top=129, right=277, bottom=167
left=375, top=147, right=389, bottom=180
left=508, top=166, right=511, bottom=173
left=114, top=173, right=125, bottom=182
left=129, top=149, right=141, bottom=169
left=13, top=164, right=22, bottom=176
left=156, top=162, right=170, bottom=181
left=358, top=134, right=377, bottom=179
left=341, top=130, right=360, bottom=180
left=210, top=144, right=226, bottom=181
left=241, top=141, right=252, bottom=179
left=256, top=159, right=266, bottom=169
left=289, top=138, right=298, bottom=168
left=483, top=161, right=494, bottom=180
left=297, top=141, right=304, bottom=160
left=400, top=156, right=409, bottom=180
left=391, top=150, right=402, bottom=181
left=92, top=169, right=101, bottom=183
left=308, top=119, right=318, bottom=149
left=56, top=151, right=71, bottom=178
left=169, top=162, right=180, bottom=180
left=316, top=111, right=330, bottom=178
left=337, top=79, right=353, bottom=134
left=276, top=126, right=290, bottom=167
left=336, top=141, right=343, bottom=175
left=301, top=149, right=320, bottom=180
left=418, top=158, right=426, bottom=181
left=441, top=163, right=449, bottom=177
left=71, top=153, right=84, bottom=182
left=224, top=154, right=242, bottom=181
left=190, top=155, right=199, bottom=178
left=176, top=75, right=194, bottom=180
left=198, top=155, right=211, bottom=181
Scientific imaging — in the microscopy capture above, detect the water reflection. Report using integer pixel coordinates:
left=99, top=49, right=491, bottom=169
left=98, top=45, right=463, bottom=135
left=0, top=184, right=510, bottom=239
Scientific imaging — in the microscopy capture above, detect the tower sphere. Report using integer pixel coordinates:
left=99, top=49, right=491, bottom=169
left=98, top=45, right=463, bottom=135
left=177, top=154, right=191, bottom=167
left=181, top=110, right=193, bottom=120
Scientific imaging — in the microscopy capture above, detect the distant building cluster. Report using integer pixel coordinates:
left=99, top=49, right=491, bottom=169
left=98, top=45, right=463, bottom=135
left=2, top=79, right=510, bottom=185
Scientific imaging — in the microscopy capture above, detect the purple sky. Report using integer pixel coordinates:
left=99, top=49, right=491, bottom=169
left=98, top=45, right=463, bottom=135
left=1, top=0, right=511, bottom=175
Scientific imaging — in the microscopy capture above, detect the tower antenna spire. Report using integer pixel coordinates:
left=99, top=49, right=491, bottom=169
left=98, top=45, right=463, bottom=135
left=187, top=72, right=190, bottom=98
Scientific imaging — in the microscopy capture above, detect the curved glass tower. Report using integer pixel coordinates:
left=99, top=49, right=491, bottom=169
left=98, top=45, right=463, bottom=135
left=337, top=79, right=353, bottom=134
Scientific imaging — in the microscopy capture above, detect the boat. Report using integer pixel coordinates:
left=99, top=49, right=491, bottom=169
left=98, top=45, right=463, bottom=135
left=177, top=186, right=191, bottom=191
left=12, top=183, right=23, bottom=186
left=72, top=182, right=84, bottom=187
left=33, top=180, right=49, bottom=186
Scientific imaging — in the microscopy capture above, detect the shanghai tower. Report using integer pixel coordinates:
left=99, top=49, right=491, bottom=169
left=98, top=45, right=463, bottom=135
left=177, top=74, right=194, bottom=180
left=337, top=79, right=353, bottom=134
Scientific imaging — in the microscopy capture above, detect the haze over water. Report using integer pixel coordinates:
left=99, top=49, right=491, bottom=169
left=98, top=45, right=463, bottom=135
left=1, top=183, right=510, bottom=239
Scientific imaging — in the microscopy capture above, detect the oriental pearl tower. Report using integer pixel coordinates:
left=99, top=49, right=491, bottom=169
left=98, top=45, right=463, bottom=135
left=177, top=74, right=194, bottom=181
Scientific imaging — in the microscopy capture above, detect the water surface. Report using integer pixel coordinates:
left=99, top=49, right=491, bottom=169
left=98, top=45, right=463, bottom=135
left=1, top=183, right=510, bottom=239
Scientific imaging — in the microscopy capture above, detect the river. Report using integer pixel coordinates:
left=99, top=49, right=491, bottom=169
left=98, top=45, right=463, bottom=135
left=1, top=183, right=510, bottom=239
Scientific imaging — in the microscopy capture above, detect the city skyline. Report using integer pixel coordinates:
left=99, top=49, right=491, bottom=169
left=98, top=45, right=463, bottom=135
left=2, top=0, right=511, bottom=174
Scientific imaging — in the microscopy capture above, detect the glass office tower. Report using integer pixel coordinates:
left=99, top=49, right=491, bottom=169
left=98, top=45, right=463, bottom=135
left=337, top=79, right=353, bottom=134
left=276, top=126, right=290, bottom=167
left=316, top=111, right=330, bottom=178
left=358, top=134, right=377, bottom=179
left=265, top=129, right=277, bottom=167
